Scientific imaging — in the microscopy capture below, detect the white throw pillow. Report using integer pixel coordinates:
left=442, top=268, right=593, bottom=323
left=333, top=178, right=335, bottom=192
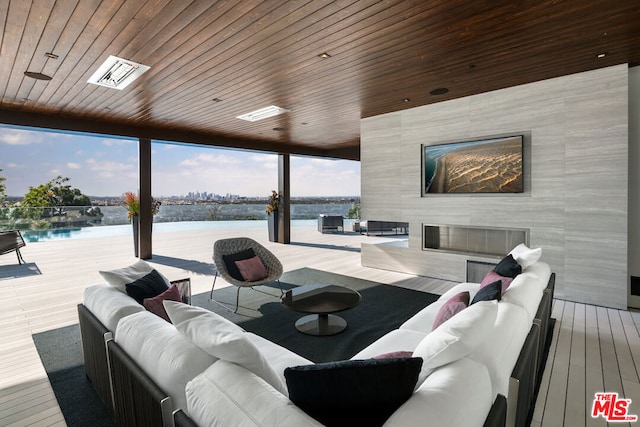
left=412, top=300, right=498, bottom=386
left=99, top=259, right=171, bottom=293
left=164, top=301, right=287, bottom=395
left=508, top=243, right=542, bottom=269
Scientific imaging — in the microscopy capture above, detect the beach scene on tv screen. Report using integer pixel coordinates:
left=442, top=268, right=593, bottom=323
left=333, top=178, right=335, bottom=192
left=424, top=136, right=523, bottom=193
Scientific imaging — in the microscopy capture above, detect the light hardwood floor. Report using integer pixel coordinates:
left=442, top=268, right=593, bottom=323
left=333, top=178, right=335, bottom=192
left=0, top=223, right=638, bottom=426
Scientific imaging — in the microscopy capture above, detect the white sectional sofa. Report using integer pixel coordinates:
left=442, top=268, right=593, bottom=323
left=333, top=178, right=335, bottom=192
left=77, top=248, right=554, bottom=427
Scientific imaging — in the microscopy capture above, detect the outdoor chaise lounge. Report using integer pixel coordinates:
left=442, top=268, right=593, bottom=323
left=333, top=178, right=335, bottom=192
left=0, top=230, right=26, bottom=264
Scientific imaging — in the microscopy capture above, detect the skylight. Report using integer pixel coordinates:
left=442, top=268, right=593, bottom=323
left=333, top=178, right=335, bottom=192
left=87, top=55, right=150, bottom=90
left=236, top=105, right=290, bottom=122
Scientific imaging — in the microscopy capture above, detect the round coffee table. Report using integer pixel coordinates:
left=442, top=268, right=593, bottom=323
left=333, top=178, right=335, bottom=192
left=281, top=284, right=362, bottom=336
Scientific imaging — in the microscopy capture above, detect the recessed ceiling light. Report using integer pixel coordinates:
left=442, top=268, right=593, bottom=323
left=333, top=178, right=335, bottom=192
left=212, top=98, right=222, bottom=103
left=24, top=71, right=52, bottom=81
left=597, top=53, right=607, bottom=59
left=430, top=87, right=449, bottom=96
left=44, top=52, right=59, bottom=59
left=237, top=105, right=290, bottom=122
left=403, top=98, right=411, bottom=102
left=318, top=52, right=332, bottom=59
left=273, top=127, right=287, bottom=131
left=87, top=55, right=150, bottom=90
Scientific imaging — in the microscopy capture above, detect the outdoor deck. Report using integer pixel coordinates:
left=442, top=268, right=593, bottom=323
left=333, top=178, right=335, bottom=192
left=0, top=223, right=638, bottom=426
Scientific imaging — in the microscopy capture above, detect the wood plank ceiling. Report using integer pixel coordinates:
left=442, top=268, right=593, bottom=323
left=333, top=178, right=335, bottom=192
left=1, top=0, right=639, bottom=160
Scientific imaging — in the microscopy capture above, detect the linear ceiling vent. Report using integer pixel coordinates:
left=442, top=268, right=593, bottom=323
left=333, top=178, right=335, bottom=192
left=87, top=55, right=150, bottom=90
left=236, top=105, right=290, bottom=122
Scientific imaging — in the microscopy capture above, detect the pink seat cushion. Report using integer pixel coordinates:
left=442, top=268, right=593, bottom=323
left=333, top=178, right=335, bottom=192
left=235, top=256, right=268, bottom=282
left=431, top=291, right=470, bottom=331
left=481, top=270, right=514, bottom=294
left=143, top=284, right=182, bottom=322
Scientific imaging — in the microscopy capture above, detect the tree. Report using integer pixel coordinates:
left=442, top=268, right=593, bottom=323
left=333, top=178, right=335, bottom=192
left=0, top=169, right=6, bottom=203
left=347, top=198, right=361, bottom=219
left=22, top=176, right=92, bottom=208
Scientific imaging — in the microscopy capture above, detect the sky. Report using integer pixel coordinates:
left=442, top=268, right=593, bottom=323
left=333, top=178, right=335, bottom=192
left=0, top=125, right=360, bottom=198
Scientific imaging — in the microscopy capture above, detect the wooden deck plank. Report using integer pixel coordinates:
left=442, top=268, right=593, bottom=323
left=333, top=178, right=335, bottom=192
left=531, top=298, right=564, bottom=426
left=565, top=302, right=586, bottom=427
left=542, top=300, right=573, bottom=427
left=535, top=299, right=565, bottom=426
left=609, top=309, right=640, bottom=385
left=585, top=304, right=607, bottom=427
left=596, top=306, right=625, bottom=394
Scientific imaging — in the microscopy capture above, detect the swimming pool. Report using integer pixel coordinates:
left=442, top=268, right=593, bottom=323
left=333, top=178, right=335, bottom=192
left=21, top=219, right=354, bottom=242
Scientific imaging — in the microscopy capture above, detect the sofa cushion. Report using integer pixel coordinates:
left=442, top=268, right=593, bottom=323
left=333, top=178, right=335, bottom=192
left=284, top=358, right=422, bottom=427
left=501, top=272, right=545, bottom=322
left=115, top=311, right=216, bottom=411
left=399, top=282, right=480, bottom=333
left=222, top=248, right=256, bottom=281
left=385, top=357, right=493, bottom=427
left=470, top=280, right=502, bottom=305
left=143, top=284, right=182, bottom=322
left=412, top=300, right=498, bottom=386
left=164, top=301, right=287, bottom=395
left=99, top=259, right=171, bottom=293
left=431, top=291, right=469, bottom=330
left=84, top=284, right=145, bottom=332
left=509, top=243, right=542, bottom=269
left=521, top=261, right=552, bottom=286
left=235, top=255, right=268, bottom=282
left=244, top=332, right=313, bottom=386
left=468, top=302, right=530, bottom=397
left=481, top=270, right=514, bottom=294
left=125, top=269, right=169, bottom=304
left=186, top=361, right=323, bottom=427
left=494, top=254, right=522, bottom=278
left=351, top=329, right=428, bottom=360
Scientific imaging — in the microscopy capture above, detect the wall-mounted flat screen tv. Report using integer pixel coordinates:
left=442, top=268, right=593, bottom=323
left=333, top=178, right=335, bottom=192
left=423, top=135, right=524, bottom=194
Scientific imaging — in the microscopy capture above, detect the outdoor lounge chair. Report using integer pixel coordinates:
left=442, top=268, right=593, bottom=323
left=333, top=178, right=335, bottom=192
left=211, top=237, right=283, bottom=313
left=0, top=230, right=26, bottom=264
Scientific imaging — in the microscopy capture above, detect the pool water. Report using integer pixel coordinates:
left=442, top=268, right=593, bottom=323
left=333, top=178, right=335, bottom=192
left=21, top=219, right=353, bottom=242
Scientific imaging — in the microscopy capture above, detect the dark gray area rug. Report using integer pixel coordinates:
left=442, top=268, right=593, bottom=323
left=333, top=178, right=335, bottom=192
left=31, top=324, right=115, bottom=427
left=197, top=267, right=440, bottom=362
left=33, top=267, right=439, bottom=426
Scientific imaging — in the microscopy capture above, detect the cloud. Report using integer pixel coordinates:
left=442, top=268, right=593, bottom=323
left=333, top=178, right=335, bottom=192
left=178, top=153, right=243, bottom=168
left=102, top=138, right=134, bottom=147
left=67, top=162, right=82, bottom=169
left=0, top=129, right=41, bottom=145
left=86, top=158, right=136, bottom=172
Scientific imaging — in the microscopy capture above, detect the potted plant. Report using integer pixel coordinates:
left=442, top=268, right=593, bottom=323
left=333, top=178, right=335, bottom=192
left=266, top=190, right=279, bottom=242
left=123, top=192, right=161, bottom=256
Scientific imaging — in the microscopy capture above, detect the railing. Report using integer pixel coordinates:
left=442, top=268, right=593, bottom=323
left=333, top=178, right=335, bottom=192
left=0, top=206, right=106, bottom=231
left=0, top=203, right=356, bottom=232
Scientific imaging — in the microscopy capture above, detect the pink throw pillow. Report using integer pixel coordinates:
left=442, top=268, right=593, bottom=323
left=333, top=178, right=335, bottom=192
left=431, top=291, right=470, bottom=331
left=143, top=284, right=182, bottom=322
left=235, top=255, right=268, bottom=282
left=481, top=270, right=514, bottom=294
left=373, top=351, right=414, bottom=359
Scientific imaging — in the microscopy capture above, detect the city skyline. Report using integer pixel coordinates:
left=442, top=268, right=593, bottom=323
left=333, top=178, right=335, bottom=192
left=0, top=125, right=360, bottom=198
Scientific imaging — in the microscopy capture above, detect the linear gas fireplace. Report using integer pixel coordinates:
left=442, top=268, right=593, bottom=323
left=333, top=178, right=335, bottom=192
left=423, top=224, right=528, bottom=256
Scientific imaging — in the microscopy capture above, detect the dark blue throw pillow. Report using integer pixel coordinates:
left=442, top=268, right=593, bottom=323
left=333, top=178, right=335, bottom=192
left=285, top=357, right=423, bottom=427
left=471, top=279, right=502, bottom=305
left=494, top=254, right=522, bottom=278
left=125, top=269, right=169, bottom=304
left=222, top=248, right=256, bottom=281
